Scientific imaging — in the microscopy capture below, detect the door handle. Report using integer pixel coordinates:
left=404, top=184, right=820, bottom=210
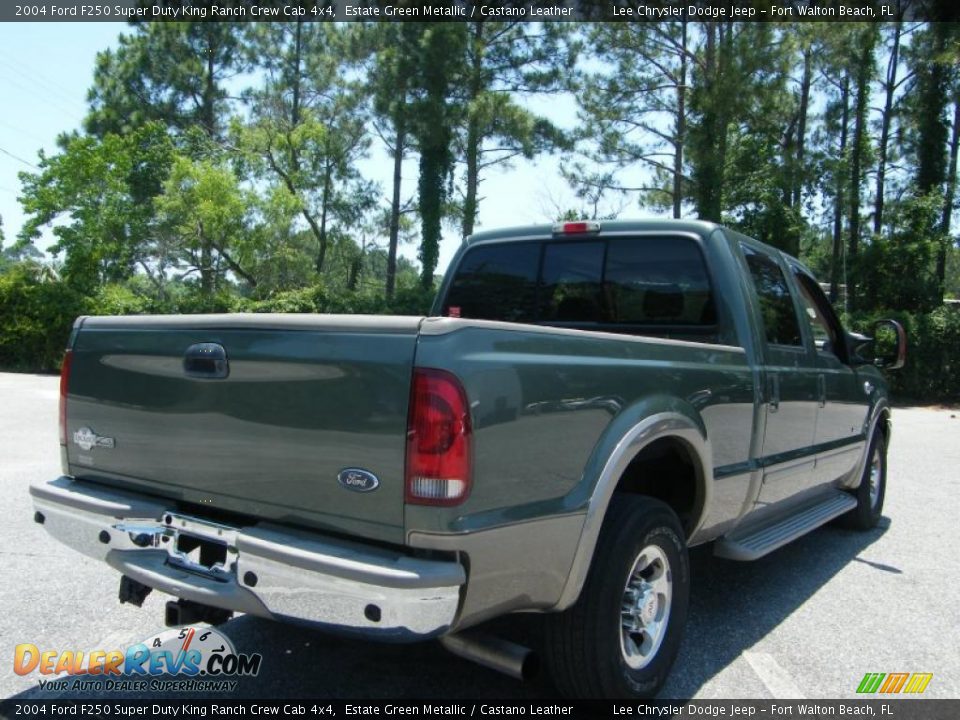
left=817, top=374, right=826, bottom=408
left=183, top=342, right=229, bottom=379
left=767, top=374, right=780, bottom=413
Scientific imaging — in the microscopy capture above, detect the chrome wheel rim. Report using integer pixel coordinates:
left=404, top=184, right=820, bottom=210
left=620, top=545, right=672, bottom=670
left=868, top=446, right=882, bottom=509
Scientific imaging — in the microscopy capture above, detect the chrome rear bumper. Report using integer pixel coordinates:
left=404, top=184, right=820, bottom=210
left=31, top=476, right=464, bottom=641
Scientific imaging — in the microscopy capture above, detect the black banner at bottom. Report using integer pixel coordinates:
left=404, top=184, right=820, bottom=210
left=2, top=700, right=959, bottom=720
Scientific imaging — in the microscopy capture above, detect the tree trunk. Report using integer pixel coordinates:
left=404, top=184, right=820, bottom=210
left=462, top=23, right=484, bottom=238
left=847, top=29, right=874, bottom=313
left=289, top=20, right=303, bottom=171
left=291, top=21, right=302, bottom=127
left=415, top=25, right=458, bottom=290
left=693, top=22, right=724, bottom=222
left=386, top=109, right=406, bottom=299
left=830, top=74, right=850, bottom=305
left=916, top=22, right=950, bottom=196
left=793, top=46, right=812, bottom=211
left=463, top=115, right=480, bottom=237
left=202, top=34, right=217, bottom=138
left=873, top=21, right=902, bottom=235
left=198, top=35, right=218, bottom=295
left=316, top=161, right=332, bottom=274
left=673, top=20, right=687, bottom=219
left=937, top=97, right=960, bottom=292
left=198, top=220, right=213, bottom=296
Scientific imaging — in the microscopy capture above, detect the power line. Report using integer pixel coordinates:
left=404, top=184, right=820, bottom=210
left=0, top=49, right=85, bottom=101
left=0, top=118, right=49, bottom=145
left=0, top=146, right=39, bottom=170
left=0, top=68, right=84, bottom=121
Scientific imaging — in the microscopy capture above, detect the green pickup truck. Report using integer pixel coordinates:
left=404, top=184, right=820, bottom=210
left=31, top=219, right=906, bottom=698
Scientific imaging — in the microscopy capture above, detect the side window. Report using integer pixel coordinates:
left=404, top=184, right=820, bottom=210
left=540, top=241, right=606, bottom=322
left=741, top=244, right=803, bottom=347
left=794, top=272, right=846, bottom=361
left=605, top=237, right=715, bottom=325
left=444, top=243, right=539, bottom=322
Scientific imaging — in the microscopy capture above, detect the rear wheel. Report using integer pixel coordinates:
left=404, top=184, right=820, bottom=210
left=841, top=429, right=887, bottom=530
left=545, top=495, right=689, bottom=698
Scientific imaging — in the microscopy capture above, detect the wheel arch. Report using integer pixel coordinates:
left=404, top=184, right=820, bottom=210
left=553, top=404, right=711, bottom=611
left=842, top=397, right=891, bottom=491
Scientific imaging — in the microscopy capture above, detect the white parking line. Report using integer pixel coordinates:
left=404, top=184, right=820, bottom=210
left=743, top=650, right=807, bottom=699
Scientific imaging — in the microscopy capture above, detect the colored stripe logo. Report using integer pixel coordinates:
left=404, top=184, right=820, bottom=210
left=857, top=672, right=933, bottom=694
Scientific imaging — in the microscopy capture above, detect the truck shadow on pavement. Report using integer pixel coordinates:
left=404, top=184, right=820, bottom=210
left=9, top=518, right=889, bottom=701
left=660, top=517, right=892, bottom=698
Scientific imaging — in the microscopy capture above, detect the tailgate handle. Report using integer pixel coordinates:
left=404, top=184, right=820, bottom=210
left=184, top=343, right=229, bottom=379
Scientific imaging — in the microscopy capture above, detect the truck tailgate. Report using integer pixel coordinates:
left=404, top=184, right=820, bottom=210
left=64, top=314, right=422, bottom=545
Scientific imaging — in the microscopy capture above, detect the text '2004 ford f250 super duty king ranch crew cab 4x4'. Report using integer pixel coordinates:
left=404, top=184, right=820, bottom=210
left=31, top=219, right=907, bottom=698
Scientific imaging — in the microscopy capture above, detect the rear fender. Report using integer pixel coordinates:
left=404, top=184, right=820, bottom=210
left=553, top=396, right=711, bottom=611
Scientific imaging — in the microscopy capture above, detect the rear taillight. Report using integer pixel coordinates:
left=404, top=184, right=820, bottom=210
left=405, top=368, right=472, bottom=506
left=59, top=349, right=73, bottom=446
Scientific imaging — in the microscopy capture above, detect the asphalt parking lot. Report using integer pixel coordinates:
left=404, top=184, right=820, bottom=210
left=1, top=371, right=958, bottom=700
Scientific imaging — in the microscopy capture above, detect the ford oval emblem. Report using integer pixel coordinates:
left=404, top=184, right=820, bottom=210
left=337, top=468, right=380, bottom=493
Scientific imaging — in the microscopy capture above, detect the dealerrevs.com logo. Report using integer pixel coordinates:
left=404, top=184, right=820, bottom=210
left=14, top=627, right=262, bottom=693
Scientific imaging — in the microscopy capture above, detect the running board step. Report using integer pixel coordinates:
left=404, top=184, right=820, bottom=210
left=715, top=492, right=857, bottom=561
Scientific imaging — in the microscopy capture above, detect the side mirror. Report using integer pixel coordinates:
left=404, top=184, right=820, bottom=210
left=850, top=319, right=907, bottom=370
left=872, top=319, right=907, bottom=370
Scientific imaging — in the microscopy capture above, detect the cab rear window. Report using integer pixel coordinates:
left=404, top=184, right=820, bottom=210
left=443, top=236, right=715, bottom=328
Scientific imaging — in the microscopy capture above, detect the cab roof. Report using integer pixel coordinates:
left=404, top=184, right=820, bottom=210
left=465, top=218, right=723, bottom=246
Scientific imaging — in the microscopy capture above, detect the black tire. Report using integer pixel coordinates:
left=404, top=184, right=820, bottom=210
left=545, top=495, right=690, bottom=698
left=840, top=429, right=887, bottom=530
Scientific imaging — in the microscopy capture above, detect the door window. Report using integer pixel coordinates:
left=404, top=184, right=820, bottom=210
left=793, top=272, right=847, bottom=362
left=741, top=245, right=803, bottom=347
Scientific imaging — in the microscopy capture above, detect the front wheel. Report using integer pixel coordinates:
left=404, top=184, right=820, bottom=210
left=545, top=495, right=690, bottom=698
left=840, top=429, right=887, bottom=530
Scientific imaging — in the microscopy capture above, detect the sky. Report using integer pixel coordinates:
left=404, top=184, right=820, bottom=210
left=0, top=21, right=591, bottom=275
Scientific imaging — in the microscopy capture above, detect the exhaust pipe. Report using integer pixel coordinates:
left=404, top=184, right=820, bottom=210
left=440, top=630, right=539, bottom=681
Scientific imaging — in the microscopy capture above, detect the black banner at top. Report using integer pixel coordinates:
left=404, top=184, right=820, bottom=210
left=1, top=0, right=958, bottom=24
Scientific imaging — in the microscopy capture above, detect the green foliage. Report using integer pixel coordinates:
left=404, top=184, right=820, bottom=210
left=85, top=22, right=247, bottom=138
left=247, top=285, right=328, bottom=314
left=409, top=24, right=468, bottom=289
left=236, top=23, right=377, bottom=277
left=382, top=284, right=436, bottom=316
left=0, top=263, right=86, bottom=371
left=455, top=22, right=572, bottom=237
left=17, top=123, right=176, bottom=294
left=859, top=195, right=944, bottom=313
left=6, top=20, right=960, bottom=405
left=91, top=284, right=160, bottom=315
left=156, top=155, right=255, bottom=293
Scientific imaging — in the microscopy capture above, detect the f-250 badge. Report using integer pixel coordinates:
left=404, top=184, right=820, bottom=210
left=337, top=468, right=379, bottom=493
left=72, top=427, right=116, bottom=451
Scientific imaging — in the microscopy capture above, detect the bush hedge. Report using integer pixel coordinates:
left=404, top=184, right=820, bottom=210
left=847, top=306, right=960, bottom=404
left=2, top=271, right=956, bottom=404
left=0, top=274, right=437, bottom=373
left=0, top=266, right=87, bottom=371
